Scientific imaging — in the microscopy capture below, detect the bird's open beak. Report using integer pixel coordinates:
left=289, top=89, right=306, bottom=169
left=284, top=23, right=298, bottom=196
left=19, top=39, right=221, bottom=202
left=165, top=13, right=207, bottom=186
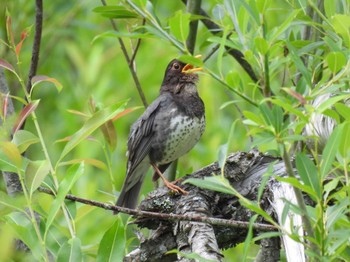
left=182, top=55, right=203, bottom=74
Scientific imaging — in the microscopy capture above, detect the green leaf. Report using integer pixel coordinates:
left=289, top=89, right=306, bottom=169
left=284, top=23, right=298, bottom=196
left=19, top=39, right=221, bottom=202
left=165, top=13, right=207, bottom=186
left=335, top=103, right=350, bottom=121
left=96, top=218, right=126, bottom=262
left=12, top=130, right=40, bottom=153
left=58, top=101, right=126, bottom=162
left=45, top=163, right=85, bottom=233
left=316, top=94, right=350, bottom=114
left=0, top=141, right=22, bottom=169
left=25, top=160, right=51, bottom=197
left=295, top=153, right=321, bottom=200
left=217, top=144, right=228, bottom=169
left=184, top=176, right=236, bottom=195
left=57, top=237, right=82, bottom=262
left=286, top=41, right=312, bottom=86
left=324, top=0, right=336, bottom=18
left=93, top=6, right=138, bottom=19
left=326, top=52, right=346, bottom=74
left=339, top=121, right=350, bottom=158
left=169, top=10, right=190, bottom=43
left=176, top=55, right=203, bottom=67
left=320, top=124, right=342, bottom=178
left=254, top=37, right=269, bottom=55
left=331, top=14, right=350, bottom=47
left=243, top=111, right=264, bottom=126
left=276, top=176, right=317, bottom=199
left=5, top=212, right=42, bottom=260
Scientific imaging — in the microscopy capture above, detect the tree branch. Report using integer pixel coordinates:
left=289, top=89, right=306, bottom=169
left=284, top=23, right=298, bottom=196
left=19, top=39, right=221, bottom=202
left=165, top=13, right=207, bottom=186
left=26, top=0, right=43, bottom=94
left=37, top=186, right=276, bottom=232
left=186, top=0, right=202, bottom=54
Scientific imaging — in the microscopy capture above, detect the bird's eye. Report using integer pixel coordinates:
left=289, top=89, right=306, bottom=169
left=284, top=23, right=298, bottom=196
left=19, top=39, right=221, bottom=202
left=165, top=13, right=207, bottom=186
left=173, top=63, right=180, bottom=70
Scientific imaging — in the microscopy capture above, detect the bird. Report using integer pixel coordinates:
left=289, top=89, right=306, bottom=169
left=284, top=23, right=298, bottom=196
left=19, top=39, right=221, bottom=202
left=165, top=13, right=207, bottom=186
left=115, top=58, right=205, bottom=211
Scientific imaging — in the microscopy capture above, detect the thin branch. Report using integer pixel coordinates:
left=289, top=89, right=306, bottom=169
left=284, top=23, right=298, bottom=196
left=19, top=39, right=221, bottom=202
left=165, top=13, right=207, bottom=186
left=26, top=0, right=43, bottom=94
left=38, top=186, right=276, bottom=232
left=129, top=19, right=145, bottom=67
left=100, top=0, right=148, bottom=108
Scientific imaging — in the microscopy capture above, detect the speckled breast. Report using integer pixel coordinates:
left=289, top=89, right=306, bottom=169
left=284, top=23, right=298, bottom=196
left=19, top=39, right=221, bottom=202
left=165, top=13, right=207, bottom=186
left=160, top=114, right=205, bottom=164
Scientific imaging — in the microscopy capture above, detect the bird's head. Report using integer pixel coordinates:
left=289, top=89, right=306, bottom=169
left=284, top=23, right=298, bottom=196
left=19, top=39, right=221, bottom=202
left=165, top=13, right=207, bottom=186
left=160, top=59, right=202, bottom=94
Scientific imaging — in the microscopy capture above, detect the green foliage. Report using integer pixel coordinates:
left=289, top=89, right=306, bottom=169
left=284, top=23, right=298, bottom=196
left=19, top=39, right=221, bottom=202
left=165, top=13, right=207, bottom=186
left=1, top=0, right=350, bottom=261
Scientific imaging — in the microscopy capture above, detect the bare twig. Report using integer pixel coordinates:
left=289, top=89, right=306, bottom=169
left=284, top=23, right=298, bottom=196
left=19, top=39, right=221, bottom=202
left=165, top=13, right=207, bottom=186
left=38, top=186, right=276, bottom=232
left=26, top=0, right=43, bottom=94
left=100, top=0, right=148, bottom=108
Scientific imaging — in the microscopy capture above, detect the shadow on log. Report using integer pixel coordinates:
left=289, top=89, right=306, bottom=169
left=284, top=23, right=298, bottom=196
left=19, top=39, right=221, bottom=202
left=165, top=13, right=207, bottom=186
left=124, top=150, right=301, bottom=262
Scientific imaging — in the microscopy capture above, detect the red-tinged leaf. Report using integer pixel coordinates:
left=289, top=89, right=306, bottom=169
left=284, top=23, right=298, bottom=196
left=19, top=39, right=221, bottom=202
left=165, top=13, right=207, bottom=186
left=100, top=120, right=117, bottom=150
left=66, top=109, right=90, bottom=118
left=15, top=30, right=29, bottom=56
left=13, top=100, right=40, bottom=134
left=282, top=88, right=306, bottom=105
left=112, top=106, right=141, bottom=121
left=1, top=93, right=9, bottom=119
left=56, top=136, right=72, bottom=143
left=6, top=13, right=14, bottom=45
left=31, top=75, right=63, bottom=93
left=0, top=59, right=16, bottom=75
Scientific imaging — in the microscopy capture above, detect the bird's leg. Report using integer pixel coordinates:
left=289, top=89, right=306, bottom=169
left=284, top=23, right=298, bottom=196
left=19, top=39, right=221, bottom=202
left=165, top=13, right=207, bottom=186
left=152, top=164, right=188, bottom=195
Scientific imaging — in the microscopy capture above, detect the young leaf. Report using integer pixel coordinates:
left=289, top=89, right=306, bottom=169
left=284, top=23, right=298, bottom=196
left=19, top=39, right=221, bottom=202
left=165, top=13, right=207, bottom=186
left=15, top=29, right=30, bottom=56
left=96, top=217, right=126, bottom=262
left=31, top=75, right=63, bottom=93
left=13, top=100, right=40, bottom=134
left=100, top=120, right=117, bottom=151
left=58, top=101, right=126, bottom=162
left=0, top=59, right=16, bottom=75
left=45, top=163, right=85, bottom=233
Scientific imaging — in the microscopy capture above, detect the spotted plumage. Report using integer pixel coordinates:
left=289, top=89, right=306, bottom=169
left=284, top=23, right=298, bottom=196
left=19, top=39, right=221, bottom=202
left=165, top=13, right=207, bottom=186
left=115, top=59, right=205, bottom=211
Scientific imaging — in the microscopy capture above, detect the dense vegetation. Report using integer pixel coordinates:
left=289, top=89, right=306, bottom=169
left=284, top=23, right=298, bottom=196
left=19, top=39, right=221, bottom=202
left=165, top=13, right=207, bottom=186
left=1, top=0, right=350, bottom=261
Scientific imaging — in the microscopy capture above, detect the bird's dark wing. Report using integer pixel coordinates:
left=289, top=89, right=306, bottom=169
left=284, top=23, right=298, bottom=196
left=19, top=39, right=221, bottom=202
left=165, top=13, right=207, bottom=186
left=126, top=94, right=168, bottom=174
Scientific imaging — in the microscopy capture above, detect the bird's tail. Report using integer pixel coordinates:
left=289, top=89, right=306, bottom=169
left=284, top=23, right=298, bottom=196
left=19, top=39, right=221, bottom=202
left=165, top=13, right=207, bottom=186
left=114, top=161, right=149, bottom=214
left=114, top=180, right=143, bottom=214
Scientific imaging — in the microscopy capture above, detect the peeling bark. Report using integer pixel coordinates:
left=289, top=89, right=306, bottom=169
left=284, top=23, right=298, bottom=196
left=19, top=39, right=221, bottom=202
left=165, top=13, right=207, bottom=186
left=125, top=150, right=291, bottom=261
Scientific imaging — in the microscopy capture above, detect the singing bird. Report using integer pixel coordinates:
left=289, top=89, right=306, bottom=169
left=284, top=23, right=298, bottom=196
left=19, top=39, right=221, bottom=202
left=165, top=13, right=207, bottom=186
left=115, top=59, right=205, bottom=211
